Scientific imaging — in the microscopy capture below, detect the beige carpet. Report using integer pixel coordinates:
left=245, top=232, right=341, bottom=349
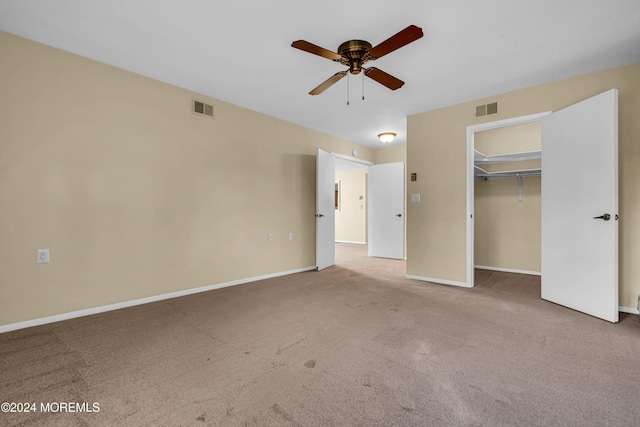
left=1, top=243, right=639, bottom=426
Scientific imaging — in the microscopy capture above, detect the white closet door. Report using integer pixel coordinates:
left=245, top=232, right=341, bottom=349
left=541, top=89, right=618, bottom=322
left=368, top=162, right=404, bottom=259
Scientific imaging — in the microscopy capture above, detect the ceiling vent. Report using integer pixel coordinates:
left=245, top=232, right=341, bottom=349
left=193, top=99, right=215, bottom=119
left=475, top=102, right=498, bottom=117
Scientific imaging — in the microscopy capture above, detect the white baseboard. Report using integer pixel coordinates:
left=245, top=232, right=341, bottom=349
left=475, top=265, right=542, bottom=276
left=406, top=275, right=471, bottom=288
left=335, top=240, right=367, bottom=245
left=407, top=276, right=637, bottom=315
left=619, top=306, right=639, bottom=315
left=0, top=266, right=317, bottom=334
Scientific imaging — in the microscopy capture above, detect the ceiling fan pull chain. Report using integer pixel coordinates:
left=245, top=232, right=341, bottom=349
left=347, top=73, right=350, bottom=106
left=362, top=72, right=365, bottom=100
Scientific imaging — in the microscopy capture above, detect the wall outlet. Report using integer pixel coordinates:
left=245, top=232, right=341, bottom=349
left=289, top=233, right=294, bottom=241
left=268, top=234, right=273, bottom=243
left=411, top=193, right=421, bottom=203
left=36, top=249, right=50, bottom=264
left=637, top=294, right=640, bottom=312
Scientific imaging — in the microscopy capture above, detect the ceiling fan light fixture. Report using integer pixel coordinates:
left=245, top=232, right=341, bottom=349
left=378, top=132, right=396, bottom=144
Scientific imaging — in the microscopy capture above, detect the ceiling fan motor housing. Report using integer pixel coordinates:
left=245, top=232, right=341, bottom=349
left=338, top=40, right=372, bottom=74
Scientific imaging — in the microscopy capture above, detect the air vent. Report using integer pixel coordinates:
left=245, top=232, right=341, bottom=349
left=475, top=101, right=498, bottom=117
left=192, top=99, right=215, bottom=119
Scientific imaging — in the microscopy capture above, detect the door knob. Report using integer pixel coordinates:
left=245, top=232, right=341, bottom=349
left=396, top=214, right=402, bottom=217
left=593, top=213, right=611, bottom=221
left=315, top=214, right=324, bottom=218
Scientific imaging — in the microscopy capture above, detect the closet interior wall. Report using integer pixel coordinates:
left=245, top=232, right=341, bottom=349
left=474, top=122, right=542, bottom=274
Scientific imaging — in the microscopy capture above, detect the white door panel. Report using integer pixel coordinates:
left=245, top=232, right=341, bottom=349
left=368, top=162, right=404, bottom=259
left=316, top=148, right=335, bottom=270
left=541, top=89, right=618, bottom=322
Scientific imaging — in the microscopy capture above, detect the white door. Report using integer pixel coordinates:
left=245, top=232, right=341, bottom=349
left=541, top=89, right=618, bottom=322
left=316, top=148, right=335, bottom=270
left=368, top=162, right=404, bottom=259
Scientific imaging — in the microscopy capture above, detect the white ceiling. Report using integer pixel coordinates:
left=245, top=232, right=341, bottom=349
left=1, top=1, right=639, bottom=149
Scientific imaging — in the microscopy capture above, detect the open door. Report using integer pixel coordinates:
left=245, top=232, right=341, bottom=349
left=368, top=162, right=405, bottom=259
left=316, top=148, right=335, bottom=270
left=541, top=89, right=618, bottom=322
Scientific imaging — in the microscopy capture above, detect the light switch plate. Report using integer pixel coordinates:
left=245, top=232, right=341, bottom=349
left=411, top=194, right=421, bottom=203
left=37, top=249, right=50, bottom=264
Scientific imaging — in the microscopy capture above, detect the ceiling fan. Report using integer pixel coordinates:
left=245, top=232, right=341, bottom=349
left=291, top=25, right=423, bottom=96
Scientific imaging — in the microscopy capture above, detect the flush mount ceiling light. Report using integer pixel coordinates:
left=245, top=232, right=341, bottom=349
left=378, top=132, right=397, bottom=144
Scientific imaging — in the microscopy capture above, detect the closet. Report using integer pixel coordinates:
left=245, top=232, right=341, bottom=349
left=473, top=122, right=542, bottom=275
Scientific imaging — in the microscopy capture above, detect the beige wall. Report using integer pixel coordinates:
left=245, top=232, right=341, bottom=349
left=335, top=169, right=367, bottom=243
left=0, top=31, right=376, bottom=327
left=374, top=143, right=406, bottom=164
left=407, top=61, right=640, bottom=308
left=474, top=177, right=541, bottom=272
left=475, top=121, right=541, bottom=155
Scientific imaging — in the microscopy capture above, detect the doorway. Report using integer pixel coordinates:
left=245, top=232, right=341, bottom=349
left=465, top=90, right=619, bottom=322
left=335, top=156, right=369, bottom=247
left=473, top=121, right=542, bottom=277
left=316, top=150, right=405, bottom=269
left=466, top=112, right=550, bottom=287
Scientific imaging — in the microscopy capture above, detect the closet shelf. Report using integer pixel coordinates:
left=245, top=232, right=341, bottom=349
left=474, top=149, right=541, bottom=164
left=474, top=149, right=541, bottom=180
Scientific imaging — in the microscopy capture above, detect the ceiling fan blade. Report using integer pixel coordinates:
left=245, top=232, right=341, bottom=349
left=364, top=67, right=404, bottom=90
left=292, top=40, right=342, bottom=61
left=309, top=71, right=348, bottom=95
left=368, top=25, right=423, bottom=59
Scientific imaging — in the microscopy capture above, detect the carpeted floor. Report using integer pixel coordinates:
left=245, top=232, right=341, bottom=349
left=1, top=243, right=639, bottom=426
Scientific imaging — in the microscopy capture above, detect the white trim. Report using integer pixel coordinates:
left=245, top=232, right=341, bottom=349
left=0, top=266, right=316, bottom=334
left=467, top=112, right=553, bottom=134
left=475, top=265, right=541, bottom=276
left=332, top=152, right=374, bottom=166
left=466, top=124, right=476, bottom=288
left=406, top=275, right=471, bottom=288
left=335, top=240, right=367, bottom=245
left=466, top=111, right=552, bottom=289
left=619, top=306, right=639, bottom=315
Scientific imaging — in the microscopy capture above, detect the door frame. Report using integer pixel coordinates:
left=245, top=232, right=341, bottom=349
left=465, top=111, right=551, bottom=287
left=332, top=153, right=374, bottom=167
left=316, top=152, right=373, bottom=269
left=320, top=151, right=407, bottom=265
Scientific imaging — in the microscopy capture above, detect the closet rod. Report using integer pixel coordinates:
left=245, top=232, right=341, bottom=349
left=474, top=170, right=541, bottom=180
